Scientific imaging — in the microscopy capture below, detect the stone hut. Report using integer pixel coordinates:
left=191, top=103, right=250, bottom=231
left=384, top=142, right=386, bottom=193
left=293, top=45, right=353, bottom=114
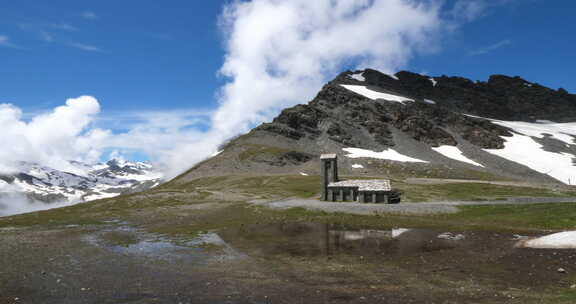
left=320, top=154, right=399, bottom=204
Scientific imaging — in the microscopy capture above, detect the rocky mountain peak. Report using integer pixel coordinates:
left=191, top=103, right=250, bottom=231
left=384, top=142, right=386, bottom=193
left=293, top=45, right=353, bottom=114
left=176, top=68, right=576, bottom=186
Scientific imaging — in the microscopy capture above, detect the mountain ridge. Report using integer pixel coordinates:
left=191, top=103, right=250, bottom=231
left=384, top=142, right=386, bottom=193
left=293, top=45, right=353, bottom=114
left=171, top=68, right=576, bottom=187
left=0, top=158, right=162, bottom=216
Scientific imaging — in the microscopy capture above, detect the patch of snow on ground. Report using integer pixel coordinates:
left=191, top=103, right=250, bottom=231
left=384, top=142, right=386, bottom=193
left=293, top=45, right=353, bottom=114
left=211, top=150, right=223, bottom=157
left=351, top=164, right=364, bottom=169
left=348, top=72, right=365, bottom=82
left=484, top=133, right=576, bottom=184
left=437, top=232, right=465, bottom=241
left=392, top=228, right=411, bottom=238
left=429, top=77, right=437, bottom=86
left=389, top=73, right=399, bottom=80
left=432, top=146, right=484, bottom=167
left=340, top=85, right=413, bottom=103
left=299, top=172, right=309, bottom=176
left=424, top=99, right=436, bottom=104
left=343, top=147, right=428, bottom=163
left=520, top=231, right=576, bottom=249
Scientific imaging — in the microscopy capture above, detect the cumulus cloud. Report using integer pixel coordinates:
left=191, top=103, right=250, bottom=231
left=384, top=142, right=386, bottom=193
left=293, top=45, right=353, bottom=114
left=0, top=96, right=105, bottom=174
left=162, top=0, right=446, bottom=177
left=0, top=97, right=211, bottom=176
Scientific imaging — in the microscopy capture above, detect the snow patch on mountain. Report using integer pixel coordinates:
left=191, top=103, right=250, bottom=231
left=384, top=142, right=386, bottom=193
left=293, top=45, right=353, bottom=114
left=343, top=147, right=428, bottom=163
left=348, top=72, right=366, bottom=82
left=490, top=119, right=576, bottom=145
left=484, top=133, right=576, bottom=184
left=340, top=85, right=414, bottom=103
left=432, top=146, right=484, bottom=167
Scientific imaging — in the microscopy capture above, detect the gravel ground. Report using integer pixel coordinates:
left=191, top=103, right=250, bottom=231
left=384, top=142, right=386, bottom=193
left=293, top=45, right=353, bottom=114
left=255, top=197, right=576, bottom=215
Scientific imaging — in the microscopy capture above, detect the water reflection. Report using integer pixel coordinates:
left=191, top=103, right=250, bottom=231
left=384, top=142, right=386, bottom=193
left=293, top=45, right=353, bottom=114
left=83, top=226, right=246, bottom=264
left=221, top=223, right=465, bottom=259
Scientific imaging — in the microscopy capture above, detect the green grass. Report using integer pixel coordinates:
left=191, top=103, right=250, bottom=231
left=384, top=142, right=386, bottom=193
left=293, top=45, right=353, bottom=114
left=162, top=174, right=576, bottom=203
left=394, top=182, right=576, bottom=202
left=162, top=175, right=320, bottom=199
left=238, top=144, right=291, bottom=161
left=444, top=203, right=576, bottom=231
left=3, top=173, right=576, bottom=234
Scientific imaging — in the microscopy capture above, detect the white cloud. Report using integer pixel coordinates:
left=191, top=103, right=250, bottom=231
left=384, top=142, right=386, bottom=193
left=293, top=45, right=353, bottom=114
left=0, top=96, right=104, bottom=174
left=69, top=43, right=102, bottom=52
left=161, top=0, right=446, bottom=177
left=39, top=31, right=54, bottom=42
left=51, top=23, right=79, bottom=32
left=450, top=0, right=487, bottom=22
left=469, top=39, right=512, bottom=56
left=448, top=0, right=517, bottom=22
left=0, top=35, right=20, bottom=49
left=80, top=11, right=99, bottom=20
left=0, top=98, right=212, bottom=177
left=0, top=187, right=74, bottom=217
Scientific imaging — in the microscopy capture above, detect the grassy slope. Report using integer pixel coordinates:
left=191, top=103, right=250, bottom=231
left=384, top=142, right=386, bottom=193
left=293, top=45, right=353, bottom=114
left=3, top=174, right=576, bottom=233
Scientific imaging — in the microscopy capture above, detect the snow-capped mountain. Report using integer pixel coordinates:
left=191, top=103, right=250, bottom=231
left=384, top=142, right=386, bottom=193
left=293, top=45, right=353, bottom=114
left=0, top=158, right=163, bottom=206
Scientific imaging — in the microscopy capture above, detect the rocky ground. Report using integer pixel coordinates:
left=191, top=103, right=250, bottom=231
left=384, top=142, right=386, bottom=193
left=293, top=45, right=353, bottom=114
left=2, top=174, right=576, bottom=303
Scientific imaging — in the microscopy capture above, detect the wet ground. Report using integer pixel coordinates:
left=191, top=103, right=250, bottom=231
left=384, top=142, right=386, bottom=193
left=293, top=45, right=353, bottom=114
left=2, top=220, right=576, bottom=304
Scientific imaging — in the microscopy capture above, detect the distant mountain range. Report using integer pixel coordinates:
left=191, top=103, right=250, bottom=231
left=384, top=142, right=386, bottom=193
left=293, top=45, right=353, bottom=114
left=172, top=69, right=576, bottom=187
left=0, top=159, right=162, bottom=216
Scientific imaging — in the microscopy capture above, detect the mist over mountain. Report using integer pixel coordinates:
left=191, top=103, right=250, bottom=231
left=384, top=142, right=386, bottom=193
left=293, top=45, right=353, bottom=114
left=0, top=158, right=162, bottom=216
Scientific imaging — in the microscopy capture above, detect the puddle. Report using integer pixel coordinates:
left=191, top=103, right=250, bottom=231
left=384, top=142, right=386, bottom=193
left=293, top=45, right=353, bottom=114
left=220, top=223, right=469, bottom=259
left=83, top=225, right=246, bottom=264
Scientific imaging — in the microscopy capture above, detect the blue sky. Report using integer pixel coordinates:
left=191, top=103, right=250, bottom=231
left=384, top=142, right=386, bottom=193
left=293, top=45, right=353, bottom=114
left=0, top=0, right=574, bottom=175
left=1, top=0, right=573, bottom=115
left=0, top=1, right=224, bottom=114
left=415, top=0, right=576, bottom=91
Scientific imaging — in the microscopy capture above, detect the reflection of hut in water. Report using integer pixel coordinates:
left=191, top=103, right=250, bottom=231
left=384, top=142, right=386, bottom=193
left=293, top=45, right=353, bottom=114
left=225, top=223, right=460, bottom=258
left=320, top=154, right=400, bottom=203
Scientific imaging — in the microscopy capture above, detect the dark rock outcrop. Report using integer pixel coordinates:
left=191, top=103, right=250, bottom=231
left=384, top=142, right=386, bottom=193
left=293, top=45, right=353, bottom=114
left=256, top=69, right=526, bottom=150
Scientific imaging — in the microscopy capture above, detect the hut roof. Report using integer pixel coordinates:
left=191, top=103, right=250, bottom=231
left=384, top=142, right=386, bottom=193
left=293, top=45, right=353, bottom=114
left=328, top=179, right=391, bottom=191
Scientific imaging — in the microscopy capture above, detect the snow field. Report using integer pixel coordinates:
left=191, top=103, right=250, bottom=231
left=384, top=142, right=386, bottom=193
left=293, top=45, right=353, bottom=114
left=340, top=85, right=414, bottom=103
left=343, top=147, right=428, bottom=163
left=432, top=146, right=484, bottom=167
